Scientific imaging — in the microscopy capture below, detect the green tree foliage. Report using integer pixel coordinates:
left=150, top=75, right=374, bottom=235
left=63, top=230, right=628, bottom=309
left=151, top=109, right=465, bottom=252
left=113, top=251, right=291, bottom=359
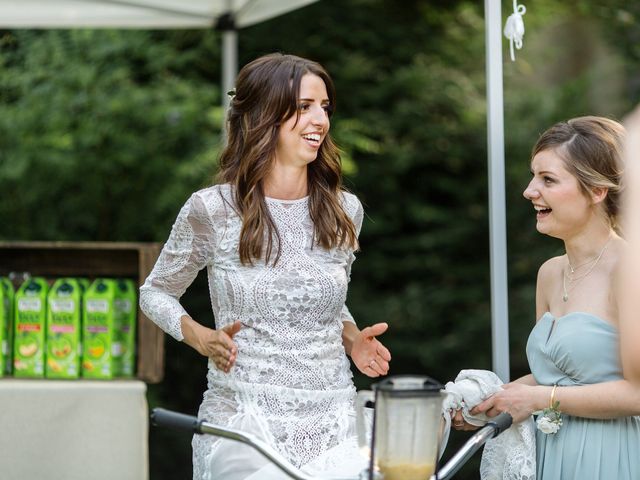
left=0, top=29, right=222, bottom=241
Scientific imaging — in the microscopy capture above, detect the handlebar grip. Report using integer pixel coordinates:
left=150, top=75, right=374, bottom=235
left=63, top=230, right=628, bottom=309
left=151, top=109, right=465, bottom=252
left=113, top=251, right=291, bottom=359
left=486, top=412, right=513, bottom=436
left=151, top=408, right=203, bottom=434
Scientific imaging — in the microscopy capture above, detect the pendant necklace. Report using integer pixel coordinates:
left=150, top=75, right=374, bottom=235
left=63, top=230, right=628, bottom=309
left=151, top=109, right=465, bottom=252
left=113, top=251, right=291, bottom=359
left=562, top=236, right=611, bottom=302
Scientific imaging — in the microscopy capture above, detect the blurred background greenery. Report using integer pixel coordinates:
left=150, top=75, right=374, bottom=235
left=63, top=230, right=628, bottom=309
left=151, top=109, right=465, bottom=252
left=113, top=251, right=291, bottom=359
left=1, top=0, right=638, bottom=478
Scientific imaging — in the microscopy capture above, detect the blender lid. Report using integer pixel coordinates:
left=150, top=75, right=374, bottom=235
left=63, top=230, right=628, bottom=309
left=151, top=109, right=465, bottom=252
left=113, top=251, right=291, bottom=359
left=373, top=375, right=444, bottom=396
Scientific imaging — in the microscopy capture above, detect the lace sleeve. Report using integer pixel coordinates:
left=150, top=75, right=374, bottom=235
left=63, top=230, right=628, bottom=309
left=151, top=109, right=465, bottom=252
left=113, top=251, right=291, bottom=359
left=140, top=191, right=215, bottom=341
left=340, top=194, right=364, bottom=325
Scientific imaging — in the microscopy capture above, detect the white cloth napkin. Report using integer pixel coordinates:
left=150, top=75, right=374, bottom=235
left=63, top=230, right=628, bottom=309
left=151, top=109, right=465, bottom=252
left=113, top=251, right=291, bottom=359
left=440, top=369, right=537, bottom=480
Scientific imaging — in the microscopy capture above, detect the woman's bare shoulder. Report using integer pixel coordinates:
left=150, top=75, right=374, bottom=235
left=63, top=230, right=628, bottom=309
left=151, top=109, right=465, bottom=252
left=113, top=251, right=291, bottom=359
left=538, top=254, right=564, bottom=280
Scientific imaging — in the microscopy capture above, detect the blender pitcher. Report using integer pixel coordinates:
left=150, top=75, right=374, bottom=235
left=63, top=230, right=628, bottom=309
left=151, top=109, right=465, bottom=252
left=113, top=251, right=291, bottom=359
left=356, top=375, right=446, bottom=480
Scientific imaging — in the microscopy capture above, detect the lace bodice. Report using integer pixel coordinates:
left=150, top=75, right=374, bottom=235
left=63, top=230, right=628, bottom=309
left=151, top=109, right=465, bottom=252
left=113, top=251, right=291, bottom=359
left=140, top=184, right=365, bottom=478
left=140, top=183, right=362, bottom=387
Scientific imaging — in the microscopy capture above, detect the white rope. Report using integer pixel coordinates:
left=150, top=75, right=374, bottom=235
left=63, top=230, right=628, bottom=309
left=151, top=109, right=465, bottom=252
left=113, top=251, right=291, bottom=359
left=503, top=0, right=526, bottom=61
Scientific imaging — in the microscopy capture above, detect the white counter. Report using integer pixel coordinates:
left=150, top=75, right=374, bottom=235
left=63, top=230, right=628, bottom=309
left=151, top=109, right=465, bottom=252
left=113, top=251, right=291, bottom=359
left=0, top=379, right=148, bottom=480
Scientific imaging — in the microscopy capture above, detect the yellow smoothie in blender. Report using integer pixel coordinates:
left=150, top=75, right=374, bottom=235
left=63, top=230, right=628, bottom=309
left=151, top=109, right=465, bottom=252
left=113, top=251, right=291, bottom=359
left=379, top=461, right=435, bottom=480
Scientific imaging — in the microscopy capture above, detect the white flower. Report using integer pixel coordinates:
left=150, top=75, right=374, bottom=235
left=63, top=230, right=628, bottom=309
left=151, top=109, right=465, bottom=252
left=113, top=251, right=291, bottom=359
left=535, top=399, right=563, bottom=435
left=536, top=415, right=560, bottom=434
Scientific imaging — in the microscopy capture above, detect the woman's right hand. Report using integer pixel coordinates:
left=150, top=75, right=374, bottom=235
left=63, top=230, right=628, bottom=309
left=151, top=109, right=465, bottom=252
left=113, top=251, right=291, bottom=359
left=199, top=321, right=241, bottom=373
left=181, top=316, right=241, bottom=373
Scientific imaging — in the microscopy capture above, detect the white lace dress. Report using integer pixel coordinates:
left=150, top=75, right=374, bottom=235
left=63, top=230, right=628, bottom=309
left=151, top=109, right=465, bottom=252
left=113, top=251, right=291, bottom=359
left=140, top=184, right=366, bottom=480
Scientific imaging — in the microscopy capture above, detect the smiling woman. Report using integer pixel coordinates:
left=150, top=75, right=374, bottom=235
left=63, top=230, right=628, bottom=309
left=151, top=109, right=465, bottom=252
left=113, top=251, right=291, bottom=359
left=523, top=148, right=599, bottom=240
left=139, top=53, right=391, bottom=480
left=453, top=116, right=640, bottom=480
left=272, top=73, right=331, bottom=171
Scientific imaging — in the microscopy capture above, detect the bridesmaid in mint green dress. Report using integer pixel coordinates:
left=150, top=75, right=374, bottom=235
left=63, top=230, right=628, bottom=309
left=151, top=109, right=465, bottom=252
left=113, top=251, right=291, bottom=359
left=471, top=116, right=640, bottom=479
left=527, top=312, right=640, bottom=478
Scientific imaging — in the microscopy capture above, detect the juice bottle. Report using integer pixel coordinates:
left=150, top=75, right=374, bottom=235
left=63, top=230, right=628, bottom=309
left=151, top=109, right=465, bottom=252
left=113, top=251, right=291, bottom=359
left=114, top=279, right=137, bottom=377
left=46, top=278, right=82, bottom=379
left=82, top=278, right=116, bottom=379
left=13, top=277, right=49, bottom=377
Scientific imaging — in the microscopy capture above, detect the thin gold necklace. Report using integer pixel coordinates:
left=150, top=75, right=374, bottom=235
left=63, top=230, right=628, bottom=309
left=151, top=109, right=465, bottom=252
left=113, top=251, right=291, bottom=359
left=568, top=255, right=601, bottom=274
left=562, top=236, right=611, bottom=302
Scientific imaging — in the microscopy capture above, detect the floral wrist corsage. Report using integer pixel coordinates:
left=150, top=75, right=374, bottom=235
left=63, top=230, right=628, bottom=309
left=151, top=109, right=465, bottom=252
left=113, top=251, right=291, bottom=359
left=535, top=384, right=562, bottom=435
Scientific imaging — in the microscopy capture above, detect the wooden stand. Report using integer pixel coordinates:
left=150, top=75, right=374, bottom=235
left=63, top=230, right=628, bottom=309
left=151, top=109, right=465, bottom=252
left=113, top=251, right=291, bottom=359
left=0, top=241, right=164, bottom=383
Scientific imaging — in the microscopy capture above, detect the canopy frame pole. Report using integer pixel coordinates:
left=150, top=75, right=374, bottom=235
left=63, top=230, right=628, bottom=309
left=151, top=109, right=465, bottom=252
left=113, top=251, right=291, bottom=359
left=216, top=6, right=238, bottom=113
left=215, top=5, right=237, bottom=139
left=485, top=0, right=510, bottom=382
left=222, top=28, right=237, bottom=110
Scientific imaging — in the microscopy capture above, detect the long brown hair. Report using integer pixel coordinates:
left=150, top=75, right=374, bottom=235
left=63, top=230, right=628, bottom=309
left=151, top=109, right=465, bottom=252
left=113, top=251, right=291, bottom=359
left=532, top=116, right=625, bottom=230
left=217, top=53, right=357, bottom=265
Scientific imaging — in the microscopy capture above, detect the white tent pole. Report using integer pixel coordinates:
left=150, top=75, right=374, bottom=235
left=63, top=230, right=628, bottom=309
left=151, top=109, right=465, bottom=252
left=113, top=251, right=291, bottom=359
left=218, top=0, right=237, bottom=139
left=222, top=29, right=237, bottom=112
left=485, top=0, right=510, bottom=382
left=221, top=0, right=237, bottom=113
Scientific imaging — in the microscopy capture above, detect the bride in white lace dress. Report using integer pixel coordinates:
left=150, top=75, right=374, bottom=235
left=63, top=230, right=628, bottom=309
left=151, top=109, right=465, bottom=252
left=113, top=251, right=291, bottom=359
left=140, top=53, right=391, bottom=480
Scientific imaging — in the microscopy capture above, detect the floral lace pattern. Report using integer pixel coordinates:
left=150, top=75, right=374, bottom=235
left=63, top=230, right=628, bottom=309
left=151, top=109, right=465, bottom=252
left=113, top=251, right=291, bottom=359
left=140, top=184, right=364, bottom=480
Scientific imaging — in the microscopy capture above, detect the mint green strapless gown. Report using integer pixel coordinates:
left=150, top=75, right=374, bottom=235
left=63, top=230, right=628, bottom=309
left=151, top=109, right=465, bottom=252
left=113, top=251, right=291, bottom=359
left=526, top=312, right=640, bottom=480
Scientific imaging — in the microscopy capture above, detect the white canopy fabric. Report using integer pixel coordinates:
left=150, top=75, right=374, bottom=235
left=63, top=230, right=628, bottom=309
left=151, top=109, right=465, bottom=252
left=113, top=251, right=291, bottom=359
left=0, top=0, right=510, bottom=381
left=0, top=0, right=319, bottom=28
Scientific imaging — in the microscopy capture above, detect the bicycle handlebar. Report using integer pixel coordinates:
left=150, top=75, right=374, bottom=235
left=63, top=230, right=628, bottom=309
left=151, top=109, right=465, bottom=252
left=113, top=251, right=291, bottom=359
left=151, top=408, right=513, bottom=480
left=151, top=408, right=203, bottom=434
